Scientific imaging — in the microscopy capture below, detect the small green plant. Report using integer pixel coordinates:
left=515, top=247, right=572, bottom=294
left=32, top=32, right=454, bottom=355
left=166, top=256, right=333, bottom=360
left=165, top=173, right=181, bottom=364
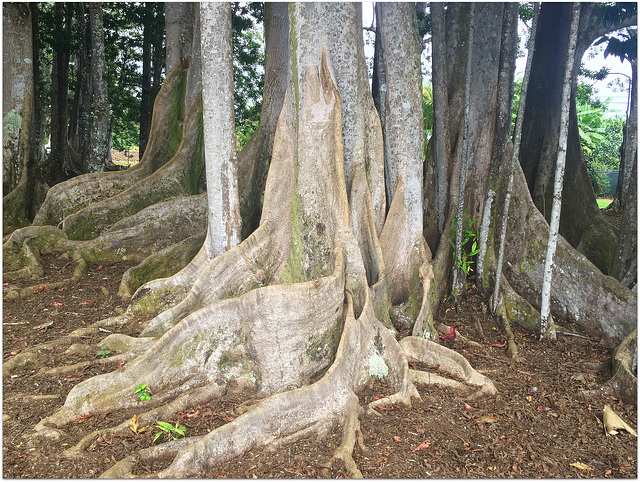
left=450, top=213, right=481, bottom=275
left=96, top=344, right=111, bottom=358
left=153, top=420, right=187, bottom=443
left=134, top=383, right=151, bottom=401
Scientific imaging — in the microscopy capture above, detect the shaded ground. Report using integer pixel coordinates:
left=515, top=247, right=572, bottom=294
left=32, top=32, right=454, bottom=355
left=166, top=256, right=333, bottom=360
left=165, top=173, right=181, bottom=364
left=3, top=257, right=637, bottom=478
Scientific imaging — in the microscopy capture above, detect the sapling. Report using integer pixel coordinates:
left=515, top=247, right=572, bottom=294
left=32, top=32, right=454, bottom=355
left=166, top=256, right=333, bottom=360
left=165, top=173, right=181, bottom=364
left=134, top=383, right=151, bottom=401
left=153, top=421, right=187, bottom=443
left=96, top=344, right=111, bottom=358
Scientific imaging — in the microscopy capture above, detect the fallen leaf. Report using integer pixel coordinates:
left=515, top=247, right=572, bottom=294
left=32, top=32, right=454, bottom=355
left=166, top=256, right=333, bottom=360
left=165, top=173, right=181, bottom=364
left=10, top=349, right=21, bottom=356
left=129, top=414, right=139, bottom=433
left=526, top=396, right=532, bottom=402
left=373, top=394, right=386, bottom=400
left=83, top=299, right=95, bottom=304
left=393, top=436, right=402, bottom=443
left=490, top=341, right=507, bottom=348
left=97, top=265, right=104, bottom=270
left=570, top=462, right=593, bottom=471
left=463, top=403, right=472, bottom=409
left=3, top=282, right=9, bottom=287
left=604, top=469, right=612, bottom=478
left=603, top=404, right=637, bottom=437
left=116, top=360, right=126, bottom=368
left=411, top=441, right=431, bottom=452
left=537, top=405, right=553, bottom=411
left=186, top=410, right=200, bottom=419
left=476, top=416, right=499, bottom=424
left=76, top=412, right=93, bottom=421
left=462, top=349, right=469, bottom=354
left=52, top=302, right=63, bottom=307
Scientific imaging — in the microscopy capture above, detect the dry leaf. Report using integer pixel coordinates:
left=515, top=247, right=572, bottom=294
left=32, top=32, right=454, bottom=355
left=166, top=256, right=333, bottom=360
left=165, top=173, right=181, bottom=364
left=411, top=441, right=431, bottom=452
left=393, top=436, right=402, bottom=443
left=129, top=414, right=139, bottom=433
left=603, top=404, right=637, bottom=437
left=526, top=396, right=532, bottom=402
left=570, top=462, right=593, bottom=471
left=76, top=412, right=93, bottom=421
left=463, top=403, right=472, bottom=409
left=476, top=416, right=499, bottom=424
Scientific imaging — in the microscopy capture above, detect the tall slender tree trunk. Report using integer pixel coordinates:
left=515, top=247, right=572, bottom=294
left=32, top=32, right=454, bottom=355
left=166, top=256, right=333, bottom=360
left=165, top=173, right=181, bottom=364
left=48, top=2, right=72, bottom=184
left=539, top=3, right=581, bottom=341
left=88, top=3, right=110, bottom=173
left=139, top=5, right=153, bottom=159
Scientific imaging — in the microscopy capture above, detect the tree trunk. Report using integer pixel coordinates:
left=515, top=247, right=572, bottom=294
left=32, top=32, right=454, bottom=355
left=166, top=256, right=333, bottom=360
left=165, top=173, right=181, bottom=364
left=539, top=3, right=581, bottom=341
left=476, top=2, right=518, bottom=292
left=429, top=2, right=449, bottom=239
left=201, top=2, right=241, bottom=257
left=48, top=2, right=72, bottom=184
left=2, top=2, right=36, bottom=231
left=519, top=3, right=627, bottom=274
left=88, top=3, right=110, bottom=173
left=139, top=4, right=154, bottom=159
left=31, top=6, right=496, bottom=478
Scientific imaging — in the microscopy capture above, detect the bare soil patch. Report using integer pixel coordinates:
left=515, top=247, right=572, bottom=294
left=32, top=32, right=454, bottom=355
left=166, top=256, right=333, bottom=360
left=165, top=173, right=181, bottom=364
left=3, top=259, right=637, bottom=478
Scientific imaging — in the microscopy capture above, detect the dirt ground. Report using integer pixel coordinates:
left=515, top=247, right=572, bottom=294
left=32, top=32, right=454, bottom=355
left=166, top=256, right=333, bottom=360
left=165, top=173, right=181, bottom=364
left=3, top=255, right=637, bottom=478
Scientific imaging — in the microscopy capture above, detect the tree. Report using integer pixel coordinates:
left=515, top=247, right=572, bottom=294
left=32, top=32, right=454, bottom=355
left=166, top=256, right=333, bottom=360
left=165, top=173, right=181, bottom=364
left=2, top=2, right=45, bottom=232
left=539, top=3, right=582, bottom=342
left=518, top=3, right=636, bottom=275
left=3, top=3, right=635, bottom=477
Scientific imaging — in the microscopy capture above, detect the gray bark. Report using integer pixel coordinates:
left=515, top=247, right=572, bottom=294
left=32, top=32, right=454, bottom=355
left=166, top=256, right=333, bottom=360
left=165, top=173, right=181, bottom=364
left=430, top=2, right=449, bottom=236
left=540, top=3, right=584, bottom=340
left=451, top=3, right=475, bottom=297
left=492, top=3, right=539, bottom=313
left=200, top=3, right=241, bottom=258
left=88, top=3, right=110, bottom=173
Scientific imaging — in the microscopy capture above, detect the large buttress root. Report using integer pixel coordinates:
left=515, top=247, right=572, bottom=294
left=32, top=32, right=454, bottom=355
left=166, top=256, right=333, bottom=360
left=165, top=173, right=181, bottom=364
left=32, top=66, right=189, bottom=228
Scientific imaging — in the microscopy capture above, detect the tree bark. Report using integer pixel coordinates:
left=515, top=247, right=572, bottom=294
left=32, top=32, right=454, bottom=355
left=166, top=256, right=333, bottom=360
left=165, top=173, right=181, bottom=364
left=139, top=4, right=154, bottom=159
left=539, top=3, right=581, bottom=341
left=201, top=3, right=241, bottom=257
left=88, top=3, right=110, bottom=173
left=519, top=3, right=630, bottom=274
left=48, top=2, right=72, bottom=184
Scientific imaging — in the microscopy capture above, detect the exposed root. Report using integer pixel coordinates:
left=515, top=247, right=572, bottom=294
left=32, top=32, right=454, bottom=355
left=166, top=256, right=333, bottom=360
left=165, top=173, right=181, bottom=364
left=399, top=336, right=497, bottom=397
left=65, top=381, right=227, bottom=457
left=409, top=369, right=476, bottom=395
left=330, top=398, right=367, bottom=478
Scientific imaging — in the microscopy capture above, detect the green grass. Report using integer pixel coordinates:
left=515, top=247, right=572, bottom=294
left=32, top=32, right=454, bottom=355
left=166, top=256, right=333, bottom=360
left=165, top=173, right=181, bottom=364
left=597, top=198, right=613, bottom=209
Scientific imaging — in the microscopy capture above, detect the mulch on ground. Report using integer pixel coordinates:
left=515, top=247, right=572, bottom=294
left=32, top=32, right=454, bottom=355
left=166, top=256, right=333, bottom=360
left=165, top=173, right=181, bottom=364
left=3, top=257, right=637, bottom=478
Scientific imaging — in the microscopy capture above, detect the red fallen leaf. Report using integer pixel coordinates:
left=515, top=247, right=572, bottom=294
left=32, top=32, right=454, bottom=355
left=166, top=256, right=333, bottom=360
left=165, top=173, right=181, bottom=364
left=526, top=376, right=532, bottom=382
left=52, top=302, right=63, bottom=307
left=462, top=349, right=469, bottom=354
left=490, top=341, right=507, bottom=348
left=537, top=405, right=553, bottom=411
left=393, top=436, right=402, bottom=443
left=77, top=412, right=93, bottom=420
left=463, top=403, right=472, bottom=409
left=83, top=299, right=96, bottom=303
left=373, top=394, right=386, bottom=400
left=419, top=409, right=424, bottom=414
left=116, top=360, right=126, bottom=368
left=96, top=265, right=104, bottom=270
left=3, top=282, right=9, bottom=287
left=222, top=415, right=235, bottom=422
left=66, top=375, right=73, bottom=378
left=445, top=307, right=454, bottom=313
left=186, top=410, right=200, bottom=419
left=411, top=441, right=431, bottom=452
left=33, top=286, right=45, bottom=294
left=10, top=349, right=21, bottom=356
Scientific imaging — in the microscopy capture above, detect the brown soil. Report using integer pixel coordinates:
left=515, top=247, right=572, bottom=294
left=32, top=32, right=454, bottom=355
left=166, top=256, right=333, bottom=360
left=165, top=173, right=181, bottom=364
left=3, top=257, right=637, bottom=478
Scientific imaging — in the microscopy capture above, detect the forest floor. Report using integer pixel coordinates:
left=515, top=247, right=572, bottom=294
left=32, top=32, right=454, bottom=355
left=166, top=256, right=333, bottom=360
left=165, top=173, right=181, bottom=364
left=2, top=255, right=637, bottom=478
